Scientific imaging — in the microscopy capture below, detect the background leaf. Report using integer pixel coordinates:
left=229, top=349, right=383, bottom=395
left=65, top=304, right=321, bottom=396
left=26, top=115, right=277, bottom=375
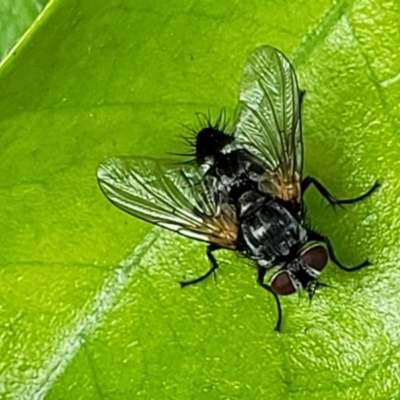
left=0, top=0, right=398, bottom=399
left=0, top=0, right=49, bottom=60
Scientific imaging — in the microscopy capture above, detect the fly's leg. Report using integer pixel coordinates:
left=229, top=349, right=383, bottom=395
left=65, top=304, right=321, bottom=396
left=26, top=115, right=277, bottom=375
left=180, top=245, right=219, bottom=288
left=309, top=231, right=370, bottom=271
left=257, top=267, right=282, bottom=332
left=299, top=89, right=306, bottom=107
left=302, top=177, right=379, bottom=207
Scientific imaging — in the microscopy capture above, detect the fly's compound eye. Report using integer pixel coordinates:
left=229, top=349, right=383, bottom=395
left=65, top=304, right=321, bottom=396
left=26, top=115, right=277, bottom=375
left=301, top=245, right=328, bottom=273
left=271, top=271, right=296, bottom=296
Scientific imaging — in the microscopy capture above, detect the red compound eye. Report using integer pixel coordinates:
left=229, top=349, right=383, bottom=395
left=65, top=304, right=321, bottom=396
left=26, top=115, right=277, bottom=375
left=301, top=245, right=328, bottom=272
left=271, top=271, right=296, bottom=296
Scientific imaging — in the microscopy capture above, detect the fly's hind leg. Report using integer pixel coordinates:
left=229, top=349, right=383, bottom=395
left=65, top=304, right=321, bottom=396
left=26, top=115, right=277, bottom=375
left=302, top=177, right=379, bottom=207
left=257, top=267, right=282, bottom=332
left=309, top=230, right=370, bottom=272
left=299, top=89, right=306, bottom=107
left=180, top=244, right=219, bottom=288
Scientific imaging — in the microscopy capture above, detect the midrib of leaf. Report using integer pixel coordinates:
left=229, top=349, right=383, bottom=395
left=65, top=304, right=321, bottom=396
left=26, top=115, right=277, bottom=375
left=347, top=18, right=386, bottom=94
left=12, top=0, right=387, bottom=398
left=27, top=229, right=159, bottom=400
left=290, top=0, right=355, bottom=65
left=0, top=0, right=56, bottom=69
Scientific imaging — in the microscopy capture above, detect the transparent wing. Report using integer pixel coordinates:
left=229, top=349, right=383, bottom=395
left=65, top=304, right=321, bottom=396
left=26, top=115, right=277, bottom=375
left=97, top=156, right=238, bottom=249
left=233, top=46, right=303, bottom=202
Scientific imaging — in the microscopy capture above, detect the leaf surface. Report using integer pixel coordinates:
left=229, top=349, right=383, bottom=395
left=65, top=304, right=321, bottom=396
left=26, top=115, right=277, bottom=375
left=0, top=0, right=398, bottom=399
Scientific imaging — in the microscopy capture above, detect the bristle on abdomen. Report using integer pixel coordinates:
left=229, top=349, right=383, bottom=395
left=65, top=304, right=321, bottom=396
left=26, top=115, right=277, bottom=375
left=195, top=127, right=233, bottom=164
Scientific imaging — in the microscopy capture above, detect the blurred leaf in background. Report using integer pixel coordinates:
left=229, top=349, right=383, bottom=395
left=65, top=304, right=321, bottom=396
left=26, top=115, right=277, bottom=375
left=0, top=0, right=399, bottom=399
left=0, top=0, right=49, bottom=61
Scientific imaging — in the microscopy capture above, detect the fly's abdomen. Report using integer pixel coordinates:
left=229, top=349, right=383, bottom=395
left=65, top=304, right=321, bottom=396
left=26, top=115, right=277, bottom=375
left=204, top=148, right=266, bottom=204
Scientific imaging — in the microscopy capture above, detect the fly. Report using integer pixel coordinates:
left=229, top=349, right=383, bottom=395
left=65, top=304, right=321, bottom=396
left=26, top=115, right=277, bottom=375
left=97, top=46, right=379, bottom=331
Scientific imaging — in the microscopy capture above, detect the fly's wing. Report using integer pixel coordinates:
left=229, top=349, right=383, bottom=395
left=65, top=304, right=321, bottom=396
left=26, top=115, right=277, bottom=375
left=233, top=46, right=303, bottom=203
left=97, top=156, right=238, bottom=249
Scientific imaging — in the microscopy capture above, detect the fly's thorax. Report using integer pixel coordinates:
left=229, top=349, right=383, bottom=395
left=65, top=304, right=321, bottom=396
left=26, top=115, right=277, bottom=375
left=270, top=242, right=328, bottom=296
left=240, top=198, right=308, bottom=264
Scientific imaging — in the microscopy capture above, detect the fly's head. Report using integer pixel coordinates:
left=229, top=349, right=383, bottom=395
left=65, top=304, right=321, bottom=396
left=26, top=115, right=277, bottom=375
left=270, top=243, right=328, bottom=297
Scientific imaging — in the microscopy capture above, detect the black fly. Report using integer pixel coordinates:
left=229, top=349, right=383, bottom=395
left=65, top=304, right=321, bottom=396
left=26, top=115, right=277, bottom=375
left=97, top=46, right=379, bottom=331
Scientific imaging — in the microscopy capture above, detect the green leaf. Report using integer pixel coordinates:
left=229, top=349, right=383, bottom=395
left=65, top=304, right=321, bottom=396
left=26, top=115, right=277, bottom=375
left=0, top=0, right=49, bottom=60
left=0, top=0, right=398, bottom=399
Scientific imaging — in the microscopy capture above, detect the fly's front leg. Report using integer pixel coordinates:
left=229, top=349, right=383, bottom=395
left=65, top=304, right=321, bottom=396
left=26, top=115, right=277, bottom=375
left=302, top=176, right=379, bottom=207
left=257, top=267, right=282, bottom=332
left=309, top=230, right=370, bottom=271
left=180, top=244, right=219, bottom=288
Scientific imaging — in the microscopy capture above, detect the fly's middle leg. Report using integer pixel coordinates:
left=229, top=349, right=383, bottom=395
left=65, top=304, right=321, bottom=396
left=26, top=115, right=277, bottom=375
left=302, top=176, right=379, bottom=207
left=180, top=244, right=219, bottom=288
left=257, top=267, right=282, bottom=332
